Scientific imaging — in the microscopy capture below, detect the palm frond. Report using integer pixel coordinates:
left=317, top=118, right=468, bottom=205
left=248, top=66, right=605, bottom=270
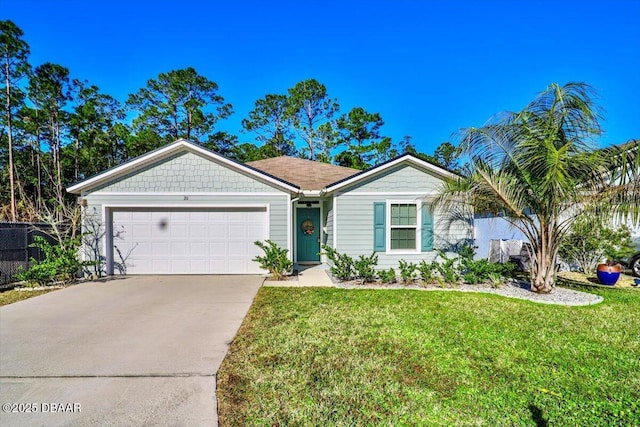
left=435, top=81, right=620, bottom=292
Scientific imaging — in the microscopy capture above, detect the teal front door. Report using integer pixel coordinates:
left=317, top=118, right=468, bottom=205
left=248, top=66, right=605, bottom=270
left=297, top=207, right=321, bottom=262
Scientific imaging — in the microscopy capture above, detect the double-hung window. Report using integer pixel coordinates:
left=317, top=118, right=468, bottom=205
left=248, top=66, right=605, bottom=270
left=389, top=202, right=418, bottom=251
left=373, top=200, right=433, bottom=253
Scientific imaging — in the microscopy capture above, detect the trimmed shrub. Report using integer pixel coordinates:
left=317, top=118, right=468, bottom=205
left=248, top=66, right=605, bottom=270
left=322, top=245, right=355, bottom=280
left=354, top=253, right=378, bottom=283
left=433, top=250, right=461, bottom=285
left=253, top=240, right=293, bottom=280
left=398, top=260, right=418, bottom=284
left=378, top=268, right=397, bottom=284
left=418, top=260, right=437, bottom=284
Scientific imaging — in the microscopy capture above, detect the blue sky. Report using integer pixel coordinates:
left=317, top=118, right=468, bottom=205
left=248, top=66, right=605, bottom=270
left=3, top=0, right=639, bottom=155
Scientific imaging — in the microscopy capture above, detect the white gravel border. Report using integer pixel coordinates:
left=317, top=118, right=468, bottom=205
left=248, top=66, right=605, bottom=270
left=335, top=279, right=604, bottom=306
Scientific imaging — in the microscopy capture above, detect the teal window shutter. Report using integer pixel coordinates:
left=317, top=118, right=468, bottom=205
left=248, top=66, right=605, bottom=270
left=421, top=204, right=434, bottom=251
left=373, top=202, right=386, bottom=252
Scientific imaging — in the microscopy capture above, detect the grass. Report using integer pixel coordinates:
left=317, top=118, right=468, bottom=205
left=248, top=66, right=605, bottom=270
left=218, top=287, right=640, bottom=426
left=559, top=271, right=637, bottom=288
left=0, top=288, right=57, bottom=306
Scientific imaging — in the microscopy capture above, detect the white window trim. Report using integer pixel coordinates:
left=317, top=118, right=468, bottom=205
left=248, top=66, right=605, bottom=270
left=386, top=199, right=421, bottom=254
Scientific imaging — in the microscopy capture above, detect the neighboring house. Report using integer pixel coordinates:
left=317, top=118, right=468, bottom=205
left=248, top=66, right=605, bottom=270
left=67, top=139, right=472, bottom=275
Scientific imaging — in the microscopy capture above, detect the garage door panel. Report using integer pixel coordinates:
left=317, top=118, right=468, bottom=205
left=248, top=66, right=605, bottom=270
left=169, top=224, right=188, bottom=239
left=112, top=207, right=268, bottom=274
left=127, top=241, right=149, bottom=256
left=132, top=211, right=153, bottom=221
left=149, top=241, right=168, bottom=257
left=209, top=240, right=227, bottom=253
left=228, top=258, right=246, bottom=273
left=207, top=224, right=228, bottom=238
left=209, top=258, right=226, bottom=271
left=151, top=259, right=169, bottom=274
left=170, top=242, right=188, bottom=256
left=189, top=259, right=209, bottom=274
left=170, top=259, right=188, bottom=273
left=189, top=224, right=208, bottom=239
left=228, top=241, right=247, bottom=257
left=247, top=224, right=265, bottom=236
left=247, top=241, right=262, bottom=255
left=189, top=241, right=207, bottom=256
left=246, top=210, right=266, bottom=221
left=207, top=211, right=226, bottom=221
left=129, top=224, right=151, bottom=239
left=228, top=224, right=248, bottom=238
left=188, top=210, right=208, bottom=221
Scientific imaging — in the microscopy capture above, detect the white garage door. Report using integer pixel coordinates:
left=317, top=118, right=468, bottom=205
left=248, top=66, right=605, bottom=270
left=111, top=207, right=268, bottom=274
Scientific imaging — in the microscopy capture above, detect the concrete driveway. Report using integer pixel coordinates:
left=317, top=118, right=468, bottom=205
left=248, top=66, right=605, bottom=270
left=0, top=275, right=263, bottom=426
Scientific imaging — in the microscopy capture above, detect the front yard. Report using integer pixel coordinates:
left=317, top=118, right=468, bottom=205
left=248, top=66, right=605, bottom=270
left=0, top=288, right=57, bottom=306
left=218, top=287, right=639, bottom=426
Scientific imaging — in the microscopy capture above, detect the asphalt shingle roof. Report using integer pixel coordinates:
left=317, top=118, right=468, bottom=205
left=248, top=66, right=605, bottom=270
left=246, top=156, right=360, bottom=190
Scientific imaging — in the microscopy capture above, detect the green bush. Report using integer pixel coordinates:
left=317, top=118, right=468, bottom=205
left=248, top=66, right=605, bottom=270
left=398, top=260, right=418, bottom=284
left=418, top=260, right=437, bottom=284
left=321, top=245, right=355, bottom=280
left=559, top=215, right=637, bottom=272
left=16, top=235, right=82, bottom=286
left=16, top=261, right=59, bottom=287
left=354, top=253, right=378, bottom=283
left=253, top=240, right=293, bottom=280
left=378, top=268, right=396, bottom=284
left=433, top=251, right=461, bottom=285
left=458, top=246, right=511, bottom=285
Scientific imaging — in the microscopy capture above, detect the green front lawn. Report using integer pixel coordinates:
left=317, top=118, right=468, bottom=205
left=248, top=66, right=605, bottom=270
left=218, top=287, right=639, bottom=426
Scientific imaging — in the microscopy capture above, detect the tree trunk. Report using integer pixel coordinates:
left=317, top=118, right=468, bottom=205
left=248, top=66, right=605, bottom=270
left=530, top=227, right=556, bottom=293
left=172, top=104, right=179, bottom=140
left=306, top=103, right=314, bottom=159
left=186, top=109, right=191, bottom=141
left=36, top=134, right=42, bottom=212
left=74, top=136, right=79, bottom=181
left=51, top=109, right=64, bottom=222
left=530, top=258, right=555, bottom=293
left=4, top=53, right=16, bottom=221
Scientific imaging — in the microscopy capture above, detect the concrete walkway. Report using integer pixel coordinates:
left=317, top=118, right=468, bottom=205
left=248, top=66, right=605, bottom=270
left=263, top=264, right=335, bottom=287
left=0, top=275, right=262, bottom=427
left=298, top=264, right=334, bottom=287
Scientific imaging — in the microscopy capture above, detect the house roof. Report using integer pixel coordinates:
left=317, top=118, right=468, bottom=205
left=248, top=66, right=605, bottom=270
left=324, top=153, right=460, bottom=193
left=67, top=139, right=459, bottom=197
left=246, top=156, right=360, bottom=191
left=67, top=139, right=300, bottom=194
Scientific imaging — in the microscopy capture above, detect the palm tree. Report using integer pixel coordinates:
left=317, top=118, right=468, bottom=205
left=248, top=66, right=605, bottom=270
left=435, top=82, right=639, bottom=293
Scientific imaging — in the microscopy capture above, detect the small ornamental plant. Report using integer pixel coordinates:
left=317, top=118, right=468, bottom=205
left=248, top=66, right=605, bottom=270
left=378, top=268, right=397, bottom=284
left=354, top=253, right=378, bottom=283
left=321, top=245, right=355, bottom=280
left=398, top=260, right=418, bottom=284
left=253, top=240, right=293, bottom=281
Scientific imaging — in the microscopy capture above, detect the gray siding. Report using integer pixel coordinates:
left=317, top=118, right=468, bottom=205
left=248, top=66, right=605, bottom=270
left=344, top=164, right=443, bottom=193
left=89, top=151, right=280, bottom=193
left=334, top=194, right=472, bottom=270
left=81, top=193, right=289, bottom=270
